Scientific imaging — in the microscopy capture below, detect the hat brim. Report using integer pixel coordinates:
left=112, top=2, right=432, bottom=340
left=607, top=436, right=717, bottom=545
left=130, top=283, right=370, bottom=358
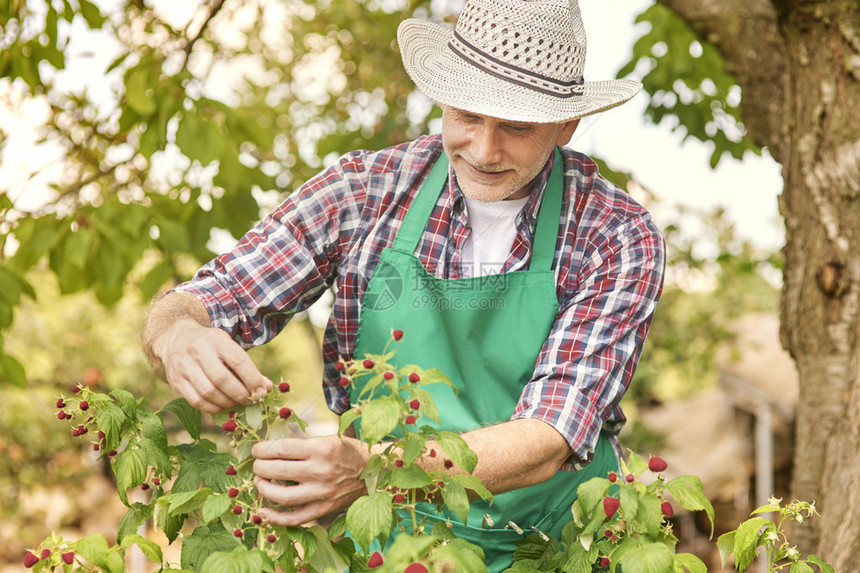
left=398, top=19, right=641, bottom=124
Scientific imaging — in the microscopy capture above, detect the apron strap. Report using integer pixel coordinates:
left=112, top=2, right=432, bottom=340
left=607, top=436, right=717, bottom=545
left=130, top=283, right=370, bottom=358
left=392, top=147, right=565, bottom=272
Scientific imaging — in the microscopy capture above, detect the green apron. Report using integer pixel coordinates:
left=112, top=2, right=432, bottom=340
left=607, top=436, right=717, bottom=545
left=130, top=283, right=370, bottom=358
left=351, top=149, right=616, bottom=572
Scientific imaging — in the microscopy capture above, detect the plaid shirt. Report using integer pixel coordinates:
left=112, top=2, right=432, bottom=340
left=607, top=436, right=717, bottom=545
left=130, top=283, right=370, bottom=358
left=174, top=134, right=665, bottom=470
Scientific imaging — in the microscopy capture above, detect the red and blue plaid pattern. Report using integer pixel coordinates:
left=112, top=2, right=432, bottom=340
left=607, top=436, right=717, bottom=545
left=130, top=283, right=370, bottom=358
left=174, top=134, right=665, bottom=470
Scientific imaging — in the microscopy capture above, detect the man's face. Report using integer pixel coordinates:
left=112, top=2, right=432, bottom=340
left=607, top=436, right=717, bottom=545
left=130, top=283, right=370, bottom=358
left=440, top=106, right=580, bottom=202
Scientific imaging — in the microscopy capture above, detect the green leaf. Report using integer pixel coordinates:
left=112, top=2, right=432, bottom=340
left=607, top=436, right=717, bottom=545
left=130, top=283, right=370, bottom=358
left=359, top=395, right=401, bottom=444
left=161, top=398, right=202, bottom=440
left=665, top=475, right=715, bottom=536
left=121, top=533, right=164, bottom=563
left=451, top=474, right=493, bottom=502
left=673, top=552, right=708, bottom=573
left=64, top=227, right=93, bottom=269
left=635, top=492, right=664, bottom=537
left=807, top=555, right=836, bottom=573
left=125, top=66, right=156, bottom=116
left=202, top=493, right=234, bottom=524
left=117, top=503, right=152, bottom=545
left=619, top=483, right=640, bottom=522
left=338, top=406, right=360, bottom=435
left=716, top=531, right=736, bottom=569
left=388, top=462, right=434, bottom=489
left=441, top=477, right=470, bottom=524
left=165, top=487, right=214, bottom=515
left=401, top=431, right=427, bottom=465
left=200, top=548, right=275, bottom=573
left=560, top=538, right=592, bottom=573
left=172, top=443, right=234, bottom=493
left=732, top=517, right=770, bottom=571
left=72, top=534, right=124, bottom=573
left=97, top=402, right=127, bottom=453
left=410, top=387, right=440, bottom=424
left=115, top=447, right=148, bottom=505
left=78, top=0, right=106, bottom=28
left=790, top=562, right=814, bottom=573
left=111, top=388, right=139, bottom=421
left=304, top=525, right=349, bottom=572
left=345, top=491, right=394, bottom=550
left=575, top=477, right=609, bottom=514
left=140, top=258, right=175, bottom=299
left=140, top=411, right=168, bottom=456
left=181, top=525, right=242, bottom=570
left=437, top=430, right=478, bottom=473
left=0, top=352, right=27, bottom=387
left=618, top=541, right=675, bottom=573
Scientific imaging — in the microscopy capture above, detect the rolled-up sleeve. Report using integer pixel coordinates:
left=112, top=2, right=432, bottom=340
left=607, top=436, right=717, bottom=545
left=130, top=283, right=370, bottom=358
left=512, top=203, right=665, bottom=471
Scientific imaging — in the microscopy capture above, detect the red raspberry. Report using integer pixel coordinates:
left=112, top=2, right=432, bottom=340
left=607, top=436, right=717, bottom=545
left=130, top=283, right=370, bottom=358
left=405, top=415, right=416, bottom=424
left=338, top=376, right=351, bottom=386
left=267, top=534, right=277, bottom=543
left=278, top=407, right=292, bottom=419
left=429, top=449, right=437, bottom=457
left=41, top=549, right=51, bottom=559
left=71, top=385, right=82, bottom=393
left=393, top=494, right=406, bottom=503
left=153, top=478, right=161, bottom=486
left=443, top=459, right=454, bottom=469
left=221, top=420, right=238, bottom=433
left=383, top=371, right=395, bottom=380
left=661, top=501, right=674, bottom=517
left=404, top=564, right=428, bottom=573
left=79, top=401, right=89, bottom=411
left=226, top=465, right=238, bottom=476
left=93, top=443, right=100, bottom=451
left=108, top=450, right=117, bottom=457
left=335, top=361, right=345, bottom=371
left=233, top=505, right=243, bottom=515
left=228, top=487, right=240, bottom=498
left=98, top=431, right=105, bottom=439
left=278, top=382, right=291, bottom=393
left=24, top=551, right=39, bottom=568
left=625, top=473, right=635, bottom=483
left=409, top=399, right=420, bottom=410
left=395, top=459, right=403, bottom=467
left=58, top=411, right=67, bottom=420
left=392, top=329, right=404, bottom=341
left=62, top=551, right=75, bottom=564
left=229, top=411, right=237, bottom=419
left=648, top=456, right=668, bottom=472
left=603, top=497, right=620, bottom=518
left=599, top=557, right=610, bottom=568
left=56, top=398, right=66, bottom=408
left=408, top=373, right=420, bottom=383
left=233, top=528, right=243, bottom=538
left=367, top=551, right=384, bottom=568
left=610, top=535, right=618, bottom=542
left=252, top=515, right=263, bottom=525
left=141, top=483, right=150, bottom=491
left=362, top=359, right=374, bottom=369
left=608, top=472, right=617, bottom=482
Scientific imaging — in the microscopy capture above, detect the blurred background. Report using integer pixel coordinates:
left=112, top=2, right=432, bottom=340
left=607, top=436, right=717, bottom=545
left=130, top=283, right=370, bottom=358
left=0, top=0, right=804, bottom=570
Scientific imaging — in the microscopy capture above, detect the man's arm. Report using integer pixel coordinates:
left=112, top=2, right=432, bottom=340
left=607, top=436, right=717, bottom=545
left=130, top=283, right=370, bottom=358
left=250, top=418, right=568, bottom=527
left=142, top=292, right=272, bottom=414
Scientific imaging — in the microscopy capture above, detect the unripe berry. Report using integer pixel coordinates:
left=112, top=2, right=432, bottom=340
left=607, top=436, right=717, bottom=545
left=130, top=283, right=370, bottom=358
left=278, top=407, right=292, bottom=419
left=278, top=382, right=290, bottom=392
left=228, top=487, right=240, bottom=498
left=408, top=372, right=420, bottom=383
left=392, top=329, right=404, bottom=341
left=648, top=456, right=668, bottom=472
left=363, top=359, right=374, bottom=369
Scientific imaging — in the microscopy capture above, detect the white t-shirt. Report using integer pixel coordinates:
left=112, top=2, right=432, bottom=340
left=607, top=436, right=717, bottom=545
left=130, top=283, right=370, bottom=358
left=461, top=195, right=529, bottom=278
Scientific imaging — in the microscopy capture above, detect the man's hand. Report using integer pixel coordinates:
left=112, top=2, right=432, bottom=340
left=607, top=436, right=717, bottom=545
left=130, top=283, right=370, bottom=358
left=143, top=292, right=272, bottom=414
left=252, top=435, right=370, bottom=526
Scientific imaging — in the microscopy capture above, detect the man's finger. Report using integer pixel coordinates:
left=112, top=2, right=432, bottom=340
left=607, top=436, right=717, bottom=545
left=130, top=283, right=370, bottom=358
left=213, top=330, right=273, bottom=399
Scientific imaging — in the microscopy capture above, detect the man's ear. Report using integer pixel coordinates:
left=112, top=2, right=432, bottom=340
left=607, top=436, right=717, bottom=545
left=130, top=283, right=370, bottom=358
left=555, top=119, right=581, bottom=146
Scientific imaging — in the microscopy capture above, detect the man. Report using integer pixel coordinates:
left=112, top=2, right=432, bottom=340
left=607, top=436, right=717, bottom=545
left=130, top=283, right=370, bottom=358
left=142, top=0, right=665, bottom=569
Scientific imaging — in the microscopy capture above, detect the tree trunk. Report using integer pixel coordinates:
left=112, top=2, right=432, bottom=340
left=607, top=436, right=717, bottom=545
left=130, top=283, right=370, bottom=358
left=662, top=0, right=860, bottom=568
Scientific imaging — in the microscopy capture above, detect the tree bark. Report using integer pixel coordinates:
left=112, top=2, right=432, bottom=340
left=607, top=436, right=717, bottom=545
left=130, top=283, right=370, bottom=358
left=661, top=0, right=860, bottom=568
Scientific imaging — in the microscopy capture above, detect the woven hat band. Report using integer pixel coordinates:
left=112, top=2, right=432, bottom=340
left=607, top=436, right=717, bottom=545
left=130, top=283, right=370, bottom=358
left=449, top=31, right=585, bottom=99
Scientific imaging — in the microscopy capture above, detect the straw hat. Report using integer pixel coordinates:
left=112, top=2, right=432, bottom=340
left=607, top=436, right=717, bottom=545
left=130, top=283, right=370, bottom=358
left=398, top=0, right=642, bottom=124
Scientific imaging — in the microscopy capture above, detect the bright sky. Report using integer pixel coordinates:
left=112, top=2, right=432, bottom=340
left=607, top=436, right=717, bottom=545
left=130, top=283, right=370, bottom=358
left=0, top=0, right=785, bottom=254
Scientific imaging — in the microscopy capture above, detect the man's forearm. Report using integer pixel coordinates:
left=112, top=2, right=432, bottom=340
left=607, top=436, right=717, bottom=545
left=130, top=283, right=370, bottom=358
left=142, top=292, right=211, bottom=380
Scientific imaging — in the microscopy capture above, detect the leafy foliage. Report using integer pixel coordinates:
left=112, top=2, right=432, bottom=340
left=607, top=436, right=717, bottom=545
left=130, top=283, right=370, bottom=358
left=617, top=3, right=760, bottom=168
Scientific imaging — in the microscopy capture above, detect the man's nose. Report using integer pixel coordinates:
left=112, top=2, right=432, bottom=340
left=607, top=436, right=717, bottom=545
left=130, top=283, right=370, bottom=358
left=470, top=125, right=503, bottom=165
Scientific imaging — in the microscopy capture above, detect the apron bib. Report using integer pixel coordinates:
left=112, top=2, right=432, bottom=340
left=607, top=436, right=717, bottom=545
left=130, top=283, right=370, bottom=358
left=351, top=149, right=615, bottom=572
